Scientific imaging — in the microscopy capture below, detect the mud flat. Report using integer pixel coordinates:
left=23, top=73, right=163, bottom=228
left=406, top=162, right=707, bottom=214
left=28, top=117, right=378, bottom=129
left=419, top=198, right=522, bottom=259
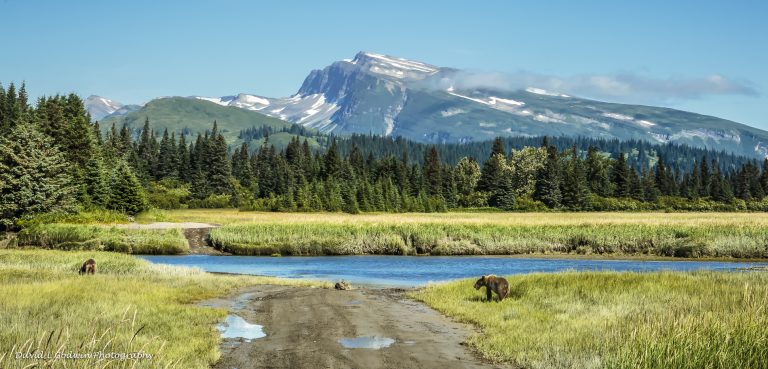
left=203, top=285, right=508, bottom=369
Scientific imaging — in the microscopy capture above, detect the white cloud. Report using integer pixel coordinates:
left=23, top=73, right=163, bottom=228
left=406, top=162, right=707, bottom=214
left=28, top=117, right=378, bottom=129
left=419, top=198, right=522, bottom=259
left=426, top=69, right=758, bottom=104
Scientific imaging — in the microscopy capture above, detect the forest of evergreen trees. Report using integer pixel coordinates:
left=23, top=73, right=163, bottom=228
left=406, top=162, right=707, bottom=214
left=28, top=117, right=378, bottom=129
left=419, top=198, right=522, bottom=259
left=2, top=82, right=768, bottom=230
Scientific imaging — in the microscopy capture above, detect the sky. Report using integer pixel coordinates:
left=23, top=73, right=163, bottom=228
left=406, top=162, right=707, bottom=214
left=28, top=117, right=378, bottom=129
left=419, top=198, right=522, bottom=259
left=1, top=0, right=766, bottom=129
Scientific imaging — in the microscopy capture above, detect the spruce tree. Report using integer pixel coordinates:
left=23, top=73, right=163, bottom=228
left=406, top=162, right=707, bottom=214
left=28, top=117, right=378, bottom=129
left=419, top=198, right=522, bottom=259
left=655, top=156, right=672, bottom=196
left=107, top=162, right=147, bottom=215
left=232, top=142, right=254, bottom=188
left=699, top=157, right=711, bottom=197
left=206, top=129, right=234, bottom=195
left=136, top=117, right=157, bottom=181
left=490, top=137, right=506, bottom=157
left=533, top=144, right=561, bottom=208
left=760, top=158, right=768, bottom=195
left=424, top=146, right=442, bottom=196
left=177, top=133, right=191, bottom=182
left=641, top=167, right=659, bottom=202
left=561, top=148, right=589, bottom=209
left=84, top=156, right=111, bottom=207
left=585, top=145, right=610, bottom=196
left=156, top=128, right=178, bottom=179
left=628, top=168, right=643, bottom=201
left=611, top=153, right=630, bottom=197
left=323, top=138, right=342, bottom=179
left=0, top=122, right=76, bottom=227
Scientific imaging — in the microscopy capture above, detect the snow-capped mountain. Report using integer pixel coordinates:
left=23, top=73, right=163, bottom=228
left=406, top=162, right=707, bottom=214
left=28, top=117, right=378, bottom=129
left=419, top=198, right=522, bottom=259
left=194, top=52, right=443, bottom=135
left=85, top=95, right=140, bottom=121
left=191, top=51, right=768, bottom=157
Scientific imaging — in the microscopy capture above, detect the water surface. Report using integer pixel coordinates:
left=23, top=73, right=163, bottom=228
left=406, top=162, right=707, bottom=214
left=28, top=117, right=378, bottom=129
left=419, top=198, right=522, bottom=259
left=140, top=255, right=768, bottom=287
left=338, top=336, right=395, bottom=349
left=217, top=314, right=266, bottom=341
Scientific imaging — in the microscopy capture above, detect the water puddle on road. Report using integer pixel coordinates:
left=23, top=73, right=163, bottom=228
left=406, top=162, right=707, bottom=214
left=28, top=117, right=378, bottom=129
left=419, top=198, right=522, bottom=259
left=338, top=336, right=395, bottom=349
left=218, top=314, right=266, bottom=341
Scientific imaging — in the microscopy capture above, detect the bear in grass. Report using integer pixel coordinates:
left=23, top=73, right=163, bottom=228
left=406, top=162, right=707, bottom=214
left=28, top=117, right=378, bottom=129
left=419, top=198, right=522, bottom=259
left=79, top=259, right=96, bottom=275
left=474, top=275, right=509, bottom=302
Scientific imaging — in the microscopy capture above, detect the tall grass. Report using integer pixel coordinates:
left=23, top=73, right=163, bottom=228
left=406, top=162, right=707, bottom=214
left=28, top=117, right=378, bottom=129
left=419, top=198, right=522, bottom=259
left=16, top=209, right=130, bottom=226
left=17, top=224, right=189, bottom=254
left=411, top=271, right=768, bottom=369
left=0, top=249, right=328, bottom=369
left=143, top=209, right=768, bottom=227
left=209, top=222, right=768, bottom=258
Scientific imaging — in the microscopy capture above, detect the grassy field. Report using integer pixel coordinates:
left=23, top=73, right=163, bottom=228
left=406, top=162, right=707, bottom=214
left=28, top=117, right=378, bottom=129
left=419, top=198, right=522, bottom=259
left=138, top=209, right=768, bottom=258
left=0, top=249, right=328, bottom=369
left=411, top=271, right=768, bottom=369
left=136, top=208, right=768, bottom=227
left=17, top=224, right=190, bottom=254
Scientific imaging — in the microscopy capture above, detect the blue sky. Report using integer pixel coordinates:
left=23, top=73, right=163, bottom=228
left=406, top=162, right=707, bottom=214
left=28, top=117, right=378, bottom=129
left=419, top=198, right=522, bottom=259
left=1, top=0, right=766, bottom=129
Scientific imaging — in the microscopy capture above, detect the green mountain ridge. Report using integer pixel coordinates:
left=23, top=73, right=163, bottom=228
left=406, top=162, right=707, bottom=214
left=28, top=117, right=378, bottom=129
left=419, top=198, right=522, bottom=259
left=100, top=97, right=309, bottom=147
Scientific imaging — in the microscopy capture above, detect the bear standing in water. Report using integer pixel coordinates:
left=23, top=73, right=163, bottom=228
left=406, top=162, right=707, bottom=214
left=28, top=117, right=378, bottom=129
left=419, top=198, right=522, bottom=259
left=474, top=275, right=509, bottom=302
left=79, top=259, right=96, bottom=275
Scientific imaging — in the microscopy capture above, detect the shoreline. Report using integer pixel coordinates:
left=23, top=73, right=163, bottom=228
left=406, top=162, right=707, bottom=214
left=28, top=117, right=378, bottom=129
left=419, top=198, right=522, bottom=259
left=142, top=252, right=768, bottom=263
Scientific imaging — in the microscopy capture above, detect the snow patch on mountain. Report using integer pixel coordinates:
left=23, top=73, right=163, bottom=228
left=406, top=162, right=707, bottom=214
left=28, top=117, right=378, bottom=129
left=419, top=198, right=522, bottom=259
left=602, top=112, right=657, bottom=127
left=196, top=96, right=230, bottom=106
left=533, top=112, right=566, bottom=124
left=569, top=115, right=610, bottom=129
left=603, top=113, right=633, bottom=121
left=447, top=91, right=527, bottom=114
left=441, top=108, right=467, bottom=117
left=349, top=52, right=439, bottom=81
left=195, top=93, right=339, bottom=131
left=672, top=129, right=741, bottom=142
left=526, top=87, right=570, bottom=98
left=85, top=95, right=126, bottom=120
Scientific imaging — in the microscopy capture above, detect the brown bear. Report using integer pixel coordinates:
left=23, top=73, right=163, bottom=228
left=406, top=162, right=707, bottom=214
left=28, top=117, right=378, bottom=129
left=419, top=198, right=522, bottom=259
left=79, top=259, right=96, bottom=275
left=474, top=275, right=509, bottom=302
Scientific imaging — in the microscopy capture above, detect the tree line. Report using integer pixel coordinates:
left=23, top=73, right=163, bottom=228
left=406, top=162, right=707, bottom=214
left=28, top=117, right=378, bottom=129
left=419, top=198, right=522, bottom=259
left=2, top=82, right=768, bottom=230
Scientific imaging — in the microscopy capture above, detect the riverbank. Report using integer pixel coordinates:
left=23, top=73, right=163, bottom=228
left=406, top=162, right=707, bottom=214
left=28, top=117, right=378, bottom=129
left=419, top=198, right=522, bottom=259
left=411, top=271, right=768, bottom=369
left=209, top=221, right=768, bottom=257
left=187, top=210, right=768, bottom=258
left=16, top=210, right=768, bottom=259
left=0, top=249, right=328, bottom=369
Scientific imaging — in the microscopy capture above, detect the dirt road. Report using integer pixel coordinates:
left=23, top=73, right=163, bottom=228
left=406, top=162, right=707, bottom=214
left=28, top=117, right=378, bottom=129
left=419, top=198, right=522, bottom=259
left=116, top=222, right=228, bottom=254
left=202, top=285, right=508, bottom=369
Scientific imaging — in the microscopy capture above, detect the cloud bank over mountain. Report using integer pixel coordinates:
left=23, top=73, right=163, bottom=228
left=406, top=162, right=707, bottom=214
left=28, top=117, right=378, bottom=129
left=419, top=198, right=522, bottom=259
left=428, top=70, right=758, bottom=105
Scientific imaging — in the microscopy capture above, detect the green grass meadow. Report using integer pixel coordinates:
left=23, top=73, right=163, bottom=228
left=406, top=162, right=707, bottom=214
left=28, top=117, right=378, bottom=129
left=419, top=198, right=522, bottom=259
left=0, top=249, right=328, bottom=369
left=209, top=222, right=768, bottom=258
left=17, top=224, right=189, bottom=254
left=412, top=271, right=768, bottom=369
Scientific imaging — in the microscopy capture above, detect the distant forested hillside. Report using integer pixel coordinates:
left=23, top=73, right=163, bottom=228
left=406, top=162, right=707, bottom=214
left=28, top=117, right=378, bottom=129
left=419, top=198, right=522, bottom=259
left=2, top=82, right=768, bottom=230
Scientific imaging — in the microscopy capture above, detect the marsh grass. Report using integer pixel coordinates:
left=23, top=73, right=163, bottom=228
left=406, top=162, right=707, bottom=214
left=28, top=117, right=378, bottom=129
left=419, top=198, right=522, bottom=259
left=17, top=209, right=130, bottom=226
left=0, top=250, right=328, bottom=369
left=411, top=271, right=768, bottom=369
left=209, top=222, right=768, bottom=258
left=141, top=209, right=768, bottom=227
left=17, top=224, right=189, bottom=254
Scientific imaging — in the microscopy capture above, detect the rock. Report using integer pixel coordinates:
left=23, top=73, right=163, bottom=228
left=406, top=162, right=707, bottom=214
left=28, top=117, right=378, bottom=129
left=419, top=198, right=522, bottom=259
left=334, top=281, right=353, bottom=290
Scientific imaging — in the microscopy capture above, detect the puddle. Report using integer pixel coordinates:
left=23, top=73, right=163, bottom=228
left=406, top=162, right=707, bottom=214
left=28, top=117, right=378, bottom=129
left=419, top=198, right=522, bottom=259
left=217, top=315, right=266, bottom=341
left=347, top=300, right=363, bottom=305
left=337, top=336, right=395, bottom=349
left=402, top=340, right=416, bottom=345
left=232, top=292, right=257, bottom=310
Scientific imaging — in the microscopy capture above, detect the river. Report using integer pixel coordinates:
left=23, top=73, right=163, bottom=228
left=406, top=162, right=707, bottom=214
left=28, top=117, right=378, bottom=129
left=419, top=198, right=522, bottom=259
left=140, top=255, right=768, bottom=287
